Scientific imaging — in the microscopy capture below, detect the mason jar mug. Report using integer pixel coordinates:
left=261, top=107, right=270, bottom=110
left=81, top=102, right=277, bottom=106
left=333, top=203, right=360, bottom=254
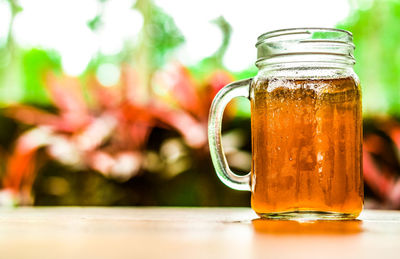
left=208, top=28, right=363, bottom=219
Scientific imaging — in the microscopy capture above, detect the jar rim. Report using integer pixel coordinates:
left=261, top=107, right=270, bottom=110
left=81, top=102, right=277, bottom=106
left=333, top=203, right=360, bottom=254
left=256, top=27, right=352, bottom=47
left=255, top=27, right=355, bottom=67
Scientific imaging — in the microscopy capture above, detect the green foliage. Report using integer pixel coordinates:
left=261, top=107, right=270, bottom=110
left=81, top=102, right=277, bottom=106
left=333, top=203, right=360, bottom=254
left=337, top=0, right=400, bottom=116
left=135, top=0, right=185, bottom=70
left=190, top=17, right=233, bottom=80
left=149, top=7, right=184, bottom=66
left=233, top=67, right=257, bottom=118
left=0, top=50, right=23, bottom=104
left=0, top=48, right=60, bottom=106
left=87, top=15, right=102, bottom=31
left=311, top=31, right=345, bottom=39
left=21, top=49, right=61, bottom=105
left=233, top=67, right=258, bottom=80
left=7, top=0, right=23, bottom=16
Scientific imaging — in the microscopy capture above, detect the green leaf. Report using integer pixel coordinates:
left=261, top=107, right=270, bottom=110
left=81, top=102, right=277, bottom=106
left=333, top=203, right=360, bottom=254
left=337, top=0, right=400, bottom=116
left=87, top=15, right=102, bottom=31
left=21, top=49, right=61, bottom=105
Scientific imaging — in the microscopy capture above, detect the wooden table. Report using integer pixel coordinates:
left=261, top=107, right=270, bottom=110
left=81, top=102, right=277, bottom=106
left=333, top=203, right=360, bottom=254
left=0, top=207, right=399, bottom=259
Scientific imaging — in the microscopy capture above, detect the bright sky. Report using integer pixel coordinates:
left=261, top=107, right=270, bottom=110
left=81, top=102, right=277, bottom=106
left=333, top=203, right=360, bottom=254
left=0, top=0, right=351, bottom=75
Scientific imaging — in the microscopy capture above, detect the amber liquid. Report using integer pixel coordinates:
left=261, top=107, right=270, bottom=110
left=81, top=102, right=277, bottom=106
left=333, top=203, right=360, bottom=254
left=251, top=77, right=363, bottom=218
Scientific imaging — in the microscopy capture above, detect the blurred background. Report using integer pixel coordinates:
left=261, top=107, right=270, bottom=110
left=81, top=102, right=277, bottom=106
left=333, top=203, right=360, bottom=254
left=0, top=0, right=399, bottom=208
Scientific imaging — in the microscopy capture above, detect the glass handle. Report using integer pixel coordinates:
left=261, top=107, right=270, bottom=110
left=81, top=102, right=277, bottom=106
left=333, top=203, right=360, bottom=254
left=208, top=78, right=252, bottom=191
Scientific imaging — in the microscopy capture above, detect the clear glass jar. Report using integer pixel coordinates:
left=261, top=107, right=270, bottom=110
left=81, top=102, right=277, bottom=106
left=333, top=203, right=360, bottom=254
left=208, top=28, right=363, bottom=219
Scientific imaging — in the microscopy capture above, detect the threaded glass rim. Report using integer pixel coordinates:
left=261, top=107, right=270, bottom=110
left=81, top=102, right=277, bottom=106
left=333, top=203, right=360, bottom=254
left=256, top=27, right=352, bottom=46
left=255, top=28, right=355, bottom=67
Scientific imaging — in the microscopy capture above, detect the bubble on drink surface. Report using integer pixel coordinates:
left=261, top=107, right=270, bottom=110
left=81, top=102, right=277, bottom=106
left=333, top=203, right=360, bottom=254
left=317, top=152, right=324, bottom=162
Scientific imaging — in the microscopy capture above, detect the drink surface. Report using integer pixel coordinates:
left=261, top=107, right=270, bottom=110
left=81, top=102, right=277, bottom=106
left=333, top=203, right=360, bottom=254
left=250, top=77, right=363, bottom=217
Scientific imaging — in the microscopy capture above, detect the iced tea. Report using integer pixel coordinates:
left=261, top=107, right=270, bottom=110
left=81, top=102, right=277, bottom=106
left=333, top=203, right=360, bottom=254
left=250, top=77, right=363, bottom=218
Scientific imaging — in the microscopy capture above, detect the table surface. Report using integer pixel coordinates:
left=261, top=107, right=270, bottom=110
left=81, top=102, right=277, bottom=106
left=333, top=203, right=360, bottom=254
left=1, top=207, right=400, bottom=259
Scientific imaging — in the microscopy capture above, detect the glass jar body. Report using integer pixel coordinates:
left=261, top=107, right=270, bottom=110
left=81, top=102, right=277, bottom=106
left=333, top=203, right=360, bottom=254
left=250, top=65, right=363, bottom=219
left=207, top=28, right=363, bottom=220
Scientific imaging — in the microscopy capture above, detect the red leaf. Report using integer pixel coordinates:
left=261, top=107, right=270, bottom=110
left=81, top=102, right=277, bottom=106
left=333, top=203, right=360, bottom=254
left=46, top=73, right=91, bottom=131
